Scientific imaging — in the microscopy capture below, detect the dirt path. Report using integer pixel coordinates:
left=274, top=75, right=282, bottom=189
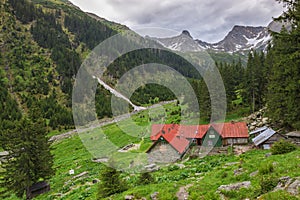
left=176, top=184, right=193, bottom=200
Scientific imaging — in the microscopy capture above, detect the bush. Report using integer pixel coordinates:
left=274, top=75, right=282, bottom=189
left=271, top=140, right=296, bottom=155
left=260, top=190, right=299, bottom=200
left=259, top=162, right=274, bottom=175
left=168, top=165, right=180, bottom=171
left=221, top=171, right=228, bottom=178
left=138, top=172, right=154, bottom=185
left=260, top=176, right=278, bottom=194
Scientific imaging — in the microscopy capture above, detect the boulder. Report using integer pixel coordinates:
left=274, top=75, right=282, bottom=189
left=150, top=192, right=159, bottom=200
left=175, top=163, right=185, bottom=169
left=225, top=162, right=240, bottom=166
left=265, top=153, right=272, bottom=158
left=262, top=117, right=269, bottom=124
left=125, top=195, right=135, bottom=200
left=234, top=168, right=243, bottom=176
left=249, top=126, right=256, bottom=131
left=251, top=122, right=257, bottom=126
left=274, top=176, right=300, bottom=195
left=145, top=164, right=160, bottom=172
left=250, top=170, right=258, bottom=177
left=287, top=179, right=300, bottom=195
left=218, top=181, right=251, bottom=192
left=257, top=122, right=263, bottom=127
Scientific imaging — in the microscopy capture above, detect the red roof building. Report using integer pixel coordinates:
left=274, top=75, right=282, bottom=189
left=148, top=122, right=249, bottom=161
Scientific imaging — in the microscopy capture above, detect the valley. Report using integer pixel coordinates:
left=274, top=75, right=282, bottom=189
left=0, top=0, right=299, bottom=199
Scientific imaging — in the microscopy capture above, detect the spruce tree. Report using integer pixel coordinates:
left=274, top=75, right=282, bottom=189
left=97, top=166, right=127, bottom=199
left=243, top=50, right=266, bottom=112
left=0, top=118, right=54, bottom=199
left=266, top=0, right=300, bottom=129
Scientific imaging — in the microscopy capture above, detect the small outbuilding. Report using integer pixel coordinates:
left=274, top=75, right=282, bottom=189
left=249, top=126, right=268, bottom=138
left=28, top=181, right=50, bottom=199
left=252, top=127, right=287, bottom=149
left=286, top=131, right=300, bottom=145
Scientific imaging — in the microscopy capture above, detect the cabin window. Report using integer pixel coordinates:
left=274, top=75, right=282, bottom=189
left=160, top=137, right=166, bottom=144
left=209, top=134, right=215, bottom=139
left=208, top=140, right=213, bottom=146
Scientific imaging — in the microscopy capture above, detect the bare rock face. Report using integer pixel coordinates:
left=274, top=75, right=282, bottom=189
left=274, top=176, right=300, bottom=195
left=287, top=179, right=300, bottom=195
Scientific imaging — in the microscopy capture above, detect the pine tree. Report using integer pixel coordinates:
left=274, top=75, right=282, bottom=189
left=243, top=50, right=266, bottom=112
left=0, top=118, right=54, bottom=199
left=97, top=166, right=127, bottom=199
left=266, top=0, right=300, bottom=129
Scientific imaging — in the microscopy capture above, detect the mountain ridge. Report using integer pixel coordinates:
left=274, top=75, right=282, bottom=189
left=152, top=24, right=273, bottom=53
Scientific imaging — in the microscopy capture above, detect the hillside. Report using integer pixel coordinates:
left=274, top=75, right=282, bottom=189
left=1, top=0, right=300, bottom=199
left=1, top=101, right=299, bottom=200
left=0, top=0, right=127, bottom=131
left=3, top=105, right=299, bottom=199
left=0, top=0, right=248, bottom=132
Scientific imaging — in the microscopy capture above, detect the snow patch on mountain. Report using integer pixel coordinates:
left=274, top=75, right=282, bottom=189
left=151, top=24, right=277, bottom=54
left=151, top=30, right=204, bottom=52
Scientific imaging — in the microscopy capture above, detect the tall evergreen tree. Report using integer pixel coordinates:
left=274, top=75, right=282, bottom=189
left=97, top=166, right=127, bottom=199
left=0, top=118, right=54, bottom=199
left=243, top=50, right=266, bottom=112
left=266, top=0, right=300, bottom=129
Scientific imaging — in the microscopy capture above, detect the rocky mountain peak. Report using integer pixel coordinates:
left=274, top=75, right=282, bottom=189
left=150, top=23, right=283, bottom=54
left=181, top=30, right=192, bottom=38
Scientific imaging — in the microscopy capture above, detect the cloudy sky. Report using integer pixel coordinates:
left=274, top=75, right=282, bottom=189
left=69, top=0, right=284, bottom=43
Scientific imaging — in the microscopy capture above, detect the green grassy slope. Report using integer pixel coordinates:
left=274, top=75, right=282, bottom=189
left=3, top=102, right=298, bottom=199
left=30, top=137, right=300, bottom=200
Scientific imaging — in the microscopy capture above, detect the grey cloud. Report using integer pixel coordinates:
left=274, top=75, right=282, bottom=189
left=69, top=0, right=284, bottom=42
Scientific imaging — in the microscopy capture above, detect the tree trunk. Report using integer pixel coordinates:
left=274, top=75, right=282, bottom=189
left=26, top=187, right=31, bottom=200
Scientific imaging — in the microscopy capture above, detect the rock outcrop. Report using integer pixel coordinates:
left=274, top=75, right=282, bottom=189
left=244, top=107, right=269, bottom=131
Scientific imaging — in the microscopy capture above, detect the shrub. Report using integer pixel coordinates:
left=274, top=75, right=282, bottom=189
left=259, top=162, right=274, bottom=175
left=260, top=176, right=278, bottom=194
left=260, top=190, right=299, bottom=200
left=221, top=171, right=228, bottom=178
left=138, top=172, right=154, bottom=185
left=271, top=139, right=296, bottom=155
left=168, top=165, right=180, bottom=171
